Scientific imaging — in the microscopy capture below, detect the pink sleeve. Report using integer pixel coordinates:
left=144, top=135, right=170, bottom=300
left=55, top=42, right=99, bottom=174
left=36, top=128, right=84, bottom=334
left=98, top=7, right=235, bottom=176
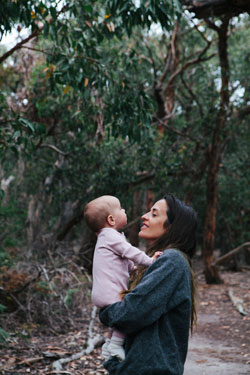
left=128, top=260, right=136, bottom=272
left=111, top=232, right=153, bottom=266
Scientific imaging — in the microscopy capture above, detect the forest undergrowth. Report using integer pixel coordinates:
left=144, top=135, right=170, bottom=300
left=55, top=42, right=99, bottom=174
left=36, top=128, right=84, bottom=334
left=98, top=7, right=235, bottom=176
left=0, top=252, right=249, bottom=375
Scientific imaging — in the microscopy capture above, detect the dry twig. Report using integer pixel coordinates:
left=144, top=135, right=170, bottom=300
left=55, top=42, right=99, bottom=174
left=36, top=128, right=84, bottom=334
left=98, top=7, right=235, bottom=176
left=228, top=288, right=247, bottom=316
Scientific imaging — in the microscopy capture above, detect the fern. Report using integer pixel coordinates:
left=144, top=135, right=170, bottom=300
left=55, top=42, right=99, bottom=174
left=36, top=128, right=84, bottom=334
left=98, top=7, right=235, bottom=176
left=64, top=288, right=79, bottom=307
left=0, top=327, right=9, bottom=345
left=0, top=304, right=7, bottom=313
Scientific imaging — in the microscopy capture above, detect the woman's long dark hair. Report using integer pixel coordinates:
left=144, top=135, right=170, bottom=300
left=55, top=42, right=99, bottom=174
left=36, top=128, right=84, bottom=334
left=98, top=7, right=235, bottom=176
left=122, top=194, right=198, bottom=333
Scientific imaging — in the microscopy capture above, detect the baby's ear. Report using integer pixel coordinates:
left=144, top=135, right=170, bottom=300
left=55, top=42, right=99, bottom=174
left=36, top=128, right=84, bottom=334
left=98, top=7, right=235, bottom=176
left=107, top=214, right=115, bottom=226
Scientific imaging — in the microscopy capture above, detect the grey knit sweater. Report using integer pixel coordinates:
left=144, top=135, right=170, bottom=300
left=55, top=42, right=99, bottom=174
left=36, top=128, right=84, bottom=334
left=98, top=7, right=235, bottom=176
left=99, top=249, right=192, bottom=375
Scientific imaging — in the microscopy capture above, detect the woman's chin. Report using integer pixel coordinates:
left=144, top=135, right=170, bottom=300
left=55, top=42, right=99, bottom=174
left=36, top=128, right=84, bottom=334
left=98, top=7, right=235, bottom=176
left=138, top=230, right=144, bottom=238
left=138, top=231, right=150, bottom=241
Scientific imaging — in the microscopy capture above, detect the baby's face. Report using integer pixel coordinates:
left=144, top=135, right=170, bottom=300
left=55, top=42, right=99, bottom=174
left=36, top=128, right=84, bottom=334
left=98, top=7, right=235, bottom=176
left=110, top=197, right=127, bottom=229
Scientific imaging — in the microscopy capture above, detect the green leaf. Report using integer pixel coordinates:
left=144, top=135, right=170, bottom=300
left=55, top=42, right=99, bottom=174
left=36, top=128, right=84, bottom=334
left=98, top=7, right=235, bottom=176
left=19, top=118, right=35, bottom=132
left=50, top=6, right=57, bottom=20
left=35, top=123, right=47, bottom=135
left=84, top=5, right=93, bottom=13
left=0, top=189, right=4, bottom=201
left=0, top=327, right=9, bottom=344
left=43, top=21, right=49, bottom=36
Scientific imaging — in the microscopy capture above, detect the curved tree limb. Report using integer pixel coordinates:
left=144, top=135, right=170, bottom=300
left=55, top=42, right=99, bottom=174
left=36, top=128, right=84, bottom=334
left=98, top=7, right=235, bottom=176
left=0, top=30, right=39, bottom=64
left=180, top=73, right=204, bottom=117
left=0, top=3, right=69, bottom=65
left=40, top=144, right=68, bottom=156
left=153, top=117, right=201, bottom=143
left=163, top=49, right=216, bottom=96
left=212, top=242, right=250, bottom=267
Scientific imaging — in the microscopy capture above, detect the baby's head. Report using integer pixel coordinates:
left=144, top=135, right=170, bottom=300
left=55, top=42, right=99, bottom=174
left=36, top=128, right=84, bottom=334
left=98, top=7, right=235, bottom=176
left=84, top=195, right=127, bottom=233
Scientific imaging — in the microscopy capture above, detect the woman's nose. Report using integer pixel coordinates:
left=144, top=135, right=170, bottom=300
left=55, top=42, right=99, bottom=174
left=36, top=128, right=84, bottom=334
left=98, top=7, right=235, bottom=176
left=141, top=212, right=149, bottom=220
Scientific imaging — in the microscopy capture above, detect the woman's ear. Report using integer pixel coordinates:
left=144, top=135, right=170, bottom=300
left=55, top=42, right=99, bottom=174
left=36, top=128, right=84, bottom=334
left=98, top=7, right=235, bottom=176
left=107, top=214, right=115, bottom=226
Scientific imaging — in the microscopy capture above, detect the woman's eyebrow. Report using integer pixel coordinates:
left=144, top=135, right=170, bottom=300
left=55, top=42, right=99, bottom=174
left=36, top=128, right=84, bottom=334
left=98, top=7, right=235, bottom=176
left=152, top=207, right=159, bottom=212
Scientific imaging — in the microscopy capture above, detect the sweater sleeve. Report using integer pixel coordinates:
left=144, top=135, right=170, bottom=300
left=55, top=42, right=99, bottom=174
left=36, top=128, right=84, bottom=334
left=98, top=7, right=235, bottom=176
left=99, top=250, right=190, bottom=335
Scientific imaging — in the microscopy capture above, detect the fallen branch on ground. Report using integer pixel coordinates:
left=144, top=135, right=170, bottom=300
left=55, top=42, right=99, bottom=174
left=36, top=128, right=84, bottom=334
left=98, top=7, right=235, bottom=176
left=228, top=288, right=247, bottom=316
left=212, top=242, right=250, bottom=267
left=195, top=242, right=250, bottom=277
left=52, top=306, right=104, bottom=371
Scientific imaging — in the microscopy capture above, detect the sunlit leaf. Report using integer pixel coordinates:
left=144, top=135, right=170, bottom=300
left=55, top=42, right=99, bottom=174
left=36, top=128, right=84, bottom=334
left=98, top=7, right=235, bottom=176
left=64, top=85, right=70, bottom=94
left=84, top=78, right=89, bottom=87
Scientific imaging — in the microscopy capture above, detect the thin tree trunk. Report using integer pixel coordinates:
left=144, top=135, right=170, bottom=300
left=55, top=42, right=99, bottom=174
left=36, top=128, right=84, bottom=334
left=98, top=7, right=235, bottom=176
left=203, top=146, right=223, bottom=283
left=202, top=17, right=230, bottom=284
left=154, top=22, right=180, bottom=134
left=129, top=191, right=140, bottom=246
left=27, top=195, right=37, bottom=246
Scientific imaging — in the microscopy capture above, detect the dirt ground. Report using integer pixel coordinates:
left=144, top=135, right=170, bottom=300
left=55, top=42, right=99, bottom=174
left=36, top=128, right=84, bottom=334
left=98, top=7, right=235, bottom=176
left=184, top=269, right=250, bottom=374
left=0, top=267, right=249, bottom=375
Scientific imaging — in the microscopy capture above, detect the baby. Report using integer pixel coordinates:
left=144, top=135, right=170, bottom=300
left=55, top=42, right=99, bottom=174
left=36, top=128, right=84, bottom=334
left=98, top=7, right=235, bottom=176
left=84, top=195, right=161, bottom=361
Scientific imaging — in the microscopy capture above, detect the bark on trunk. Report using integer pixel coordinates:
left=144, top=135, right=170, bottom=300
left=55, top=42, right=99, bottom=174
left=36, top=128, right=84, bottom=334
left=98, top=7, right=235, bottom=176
left=26, top=194, right=43, bottom=247
left=202, top=17, right=230, bottom=284
left=129, top=191, right=140, bottom=247
left=154, top=22, right=180, bottom=134
left=203, top=150, right=223, bottom=283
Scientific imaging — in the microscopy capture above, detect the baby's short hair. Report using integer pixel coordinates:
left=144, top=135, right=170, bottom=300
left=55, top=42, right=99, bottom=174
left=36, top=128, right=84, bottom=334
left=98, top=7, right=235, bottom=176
left=84, top=196, right=114, bottom=233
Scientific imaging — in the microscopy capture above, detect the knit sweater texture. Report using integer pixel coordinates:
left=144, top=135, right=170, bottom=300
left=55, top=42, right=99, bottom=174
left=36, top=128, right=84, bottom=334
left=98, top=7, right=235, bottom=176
left=99, top=249, right=192, bottom=375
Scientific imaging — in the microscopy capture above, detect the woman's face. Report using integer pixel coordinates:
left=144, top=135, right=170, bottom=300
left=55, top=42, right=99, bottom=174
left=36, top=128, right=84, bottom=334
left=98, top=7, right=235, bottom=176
left=139, top=199, right=168, bottom=243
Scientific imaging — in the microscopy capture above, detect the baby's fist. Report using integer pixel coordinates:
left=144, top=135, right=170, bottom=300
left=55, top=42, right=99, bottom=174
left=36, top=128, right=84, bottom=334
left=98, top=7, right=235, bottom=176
left=152, top=251, right=163, bottom=261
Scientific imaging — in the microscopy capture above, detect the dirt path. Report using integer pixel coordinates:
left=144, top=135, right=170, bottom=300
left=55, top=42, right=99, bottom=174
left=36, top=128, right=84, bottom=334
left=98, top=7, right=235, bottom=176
left=185, top=323, right=250, bottom=374
left=184, top=268, right=250, bottom=375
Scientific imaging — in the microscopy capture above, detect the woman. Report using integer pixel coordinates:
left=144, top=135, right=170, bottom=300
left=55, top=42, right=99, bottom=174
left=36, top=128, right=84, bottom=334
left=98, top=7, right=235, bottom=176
left=99, top=194, right=197, bottom=375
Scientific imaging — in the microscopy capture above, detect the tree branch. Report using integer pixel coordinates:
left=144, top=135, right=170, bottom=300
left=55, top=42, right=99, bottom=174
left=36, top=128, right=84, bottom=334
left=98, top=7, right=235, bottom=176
left=19, top=45, right=54, bottom=56
left=153, top=117, right=201, bottom=143
left=0, top=3, right=69, bottom=64
left=0, top=30, right=39, bottom=64
left=40, top=143, right=68, bottom=156
left=19, top=45, right=101, bottom=65
left=159, top=23, right=179, bottom=86
left=212, top=242, right=250, bottom=266
left=119, top=216, right=141, bottom=232
left=128, top=172, right=155, bottom=190
left=163, top=46, right=216, bottom=96
left=180, top=73, right=204, bottom=117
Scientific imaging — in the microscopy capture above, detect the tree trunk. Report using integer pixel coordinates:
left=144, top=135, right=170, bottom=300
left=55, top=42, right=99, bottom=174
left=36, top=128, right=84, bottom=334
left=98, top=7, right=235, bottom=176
left=203, top=147, right=223, bottom=283
left=129, top=191, right=140, bottom=246
left=154, top=22, right=180, bottom=134
left=202, top=17, right=230, bottom=284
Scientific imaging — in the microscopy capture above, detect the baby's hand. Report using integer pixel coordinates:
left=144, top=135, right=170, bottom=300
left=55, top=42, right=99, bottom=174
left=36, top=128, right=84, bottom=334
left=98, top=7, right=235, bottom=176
left=152, top=251, right=163, bottom=261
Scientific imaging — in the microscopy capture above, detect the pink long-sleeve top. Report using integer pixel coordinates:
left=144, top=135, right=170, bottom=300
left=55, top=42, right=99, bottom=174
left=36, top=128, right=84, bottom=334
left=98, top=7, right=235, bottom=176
left=91, top=227, right=153, bottom=308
